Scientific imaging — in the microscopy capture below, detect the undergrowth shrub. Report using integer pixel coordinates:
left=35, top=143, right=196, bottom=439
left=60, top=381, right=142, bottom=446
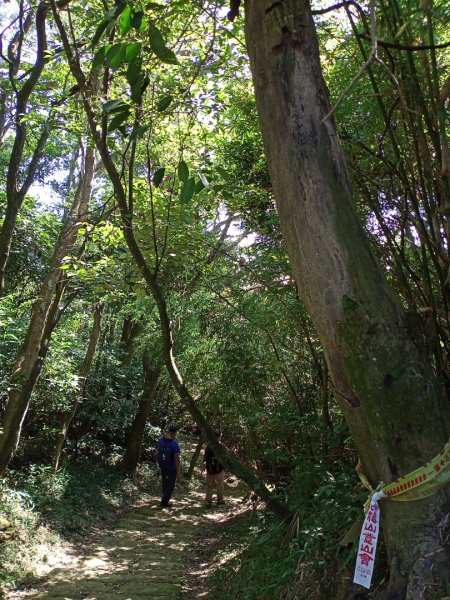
left=280, top=460, right=364, bottom=599
left=209, top=459, right=364, bottom=599
left=0, top=457, right=159, bottom=594
left=0, top=476, right=64, bottom=594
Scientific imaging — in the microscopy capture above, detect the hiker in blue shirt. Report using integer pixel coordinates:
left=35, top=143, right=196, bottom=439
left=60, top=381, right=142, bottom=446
left=157, top=425, right=181, bottom=508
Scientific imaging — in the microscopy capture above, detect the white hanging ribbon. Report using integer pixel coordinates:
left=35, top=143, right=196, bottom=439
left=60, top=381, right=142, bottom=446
left=353, top=490, right=386, bottom=589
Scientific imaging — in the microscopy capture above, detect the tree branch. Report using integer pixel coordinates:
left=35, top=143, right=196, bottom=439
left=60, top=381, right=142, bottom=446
left=358, top=33, right=450, bottom=52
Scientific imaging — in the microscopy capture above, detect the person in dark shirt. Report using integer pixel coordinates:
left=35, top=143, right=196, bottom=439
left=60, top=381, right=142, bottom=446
left=158, top=425, right=181, bottom=508
left=203, top=431, right=225, bottom=508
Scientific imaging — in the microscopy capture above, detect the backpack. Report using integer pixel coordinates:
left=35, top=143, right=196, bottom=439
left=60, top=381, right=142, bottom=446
left=158, top=438, right=173, bottom=471
left=205, top=456, right=223, bottom=475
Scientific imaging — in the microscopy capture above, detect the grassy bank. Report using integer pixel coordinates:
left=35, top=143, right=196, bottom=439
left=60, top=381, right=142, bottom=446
left=0, top=457, right=160, bottom=594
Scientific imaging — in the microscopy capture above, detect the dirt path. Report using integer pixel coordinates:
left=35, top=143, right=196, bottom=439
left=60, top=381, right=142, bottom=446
left=8, top=481, right=244, bottom=600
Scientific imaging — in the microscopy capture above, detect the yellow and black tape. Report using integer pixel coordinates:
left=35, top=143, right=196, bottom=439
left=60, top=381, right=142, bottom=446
left=357, top=439, right=450, bottom=503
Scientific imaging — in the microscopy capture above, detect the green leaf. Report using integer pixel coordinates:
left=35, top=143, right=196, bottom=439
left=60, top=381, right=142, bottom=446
left=132, top=284, right=146, bottom=299
left=125, top=42, right=142, bottom=63
left=157, top=95, right=173, bottom=111
left=127, top=60, right=141, bottom=86
left=120, top=6, right=132, bottom=35
left=109, top=111, right=130, bottom=131
left=43, top=49, right=55, bottom=61
left=102, top=99, right=127, bottom=114
left=91, top=2, right=127, bottom=47
left=156, top=47, right=178, bottom=65
left=216, top=166, right=229, bottom=180
left=222, top=190, right=234, bottom=202
left=195, top=179, right=205, bottom=193
left=105, top=43, right=126, bottom=69
left=153, top=167, right=166, bottom=186
left=93, top=45, right=109, bottom=69
left=394, top=17, right=415, bottom=40
left=178, top=160, right=189, bottom=183
left=148, top=24, right=178, bottom=65
left=140, top=75, right=151, bottom=98
left=180, top=177, right=195, bottom=203
left=130, top=74, right=150, bottom=102
left=130, top=125, right=149, bottom=141
left=131, top=10, right=144, bottom=30
left=91, top=7, right=116, bottom=47
left=130, top=75, right=144, bottom=102
left=148, top=23, right=166, bottom=51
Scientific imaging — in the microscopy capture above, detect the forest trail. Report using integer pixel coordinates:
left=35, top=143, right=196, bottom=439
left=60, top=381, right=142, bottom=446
left=7, top=480, right=245, bottom=600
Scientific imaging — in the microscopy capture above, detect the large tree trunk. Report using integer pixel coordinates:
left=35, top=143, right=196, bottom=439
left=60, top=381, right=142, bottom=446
left=122, top=348, right=162, bottom=475
left=52, top=303, right=104, bottom=472
left=0, top=144, right=95, bottom=475
left=245, top=0, right=450, bottom=596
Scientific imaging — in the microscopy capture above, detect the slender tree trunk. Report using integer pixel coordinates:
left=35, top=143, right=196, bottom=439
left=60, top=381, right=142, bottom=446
left=52, top=303, right=104, bottom=472
left=16, top=279, right=69, bottom=446
left=114, top=315, right=143, bottom=408
left=186, top=436, right=204, bottom=480
left=122, top=349, right=162, bottom=475
left=0, top=90, right=8, bottom=147
left=245, top=0, right=450, bottom=595
left=72, top=312, right=115, bottom=453
left=0, top=144, right=95, bottom=475
left=0, top=200, right=20, bottom=297
left=0, top=4, right=50, bottom=297
left=120, top=316, right=143, bottom=368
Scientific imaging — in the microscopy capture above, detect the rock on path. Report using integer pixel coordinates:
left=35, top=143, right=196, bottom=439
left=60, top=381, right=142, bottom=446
left=14, top=484, right=243, bottom=600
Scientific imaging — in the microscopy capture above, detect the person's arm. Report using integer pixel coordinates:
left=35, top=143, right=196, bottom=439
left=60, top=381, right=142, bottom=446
left=203, top=445, right=211, bottom=471
left=172, top=439, right=181, bottom=477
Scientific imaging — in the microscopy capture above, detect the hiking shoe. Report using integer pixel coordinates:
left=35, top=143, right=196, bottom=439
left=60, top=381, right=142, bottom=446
left=205, top=502, right=212, bottom=509
left=217, top=499, right=225, bottom=506
left=160, top=501, right=173, bottom=508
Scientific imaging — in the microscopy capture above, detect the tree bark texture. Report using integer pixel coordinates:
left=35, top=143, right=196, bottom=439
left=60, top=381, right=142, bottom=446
left=52, top=303, right=104, bottom=472
left=122, top=349, right=162, bottom=475
left=245, top=0, right=450, bottom=596
left=0, top=144, right=95, bottom=475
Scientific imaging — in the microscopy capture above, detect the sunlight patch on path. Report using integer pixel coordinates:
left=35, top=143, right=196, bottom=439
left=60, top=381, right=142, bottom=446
left=8, top=481, right=245, bottom=600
